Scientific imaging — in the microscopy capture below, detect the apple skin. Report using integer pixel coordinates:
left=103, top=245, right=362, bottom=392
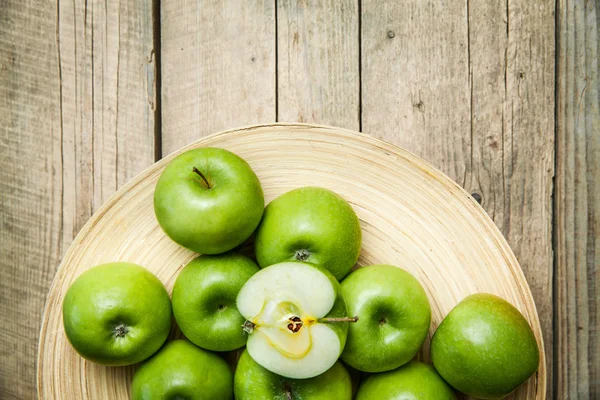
left=318, top=262, right=351, bottom=350
left=340, top=265, right=431, bottom=373
left=431, top=293, right=540, bottom=399
left=171, top=253, right=259, bottom=351
left=131, top=339, right=233, bottom=400
left=234, top=349, right=352, bottom=400
left=154, top=147, right=264, bottom=254
left=62, top=262, right=172, bottom=366
left=254, top=186, right=361, bottom=281
left=356, top=361, right=456, bottom=400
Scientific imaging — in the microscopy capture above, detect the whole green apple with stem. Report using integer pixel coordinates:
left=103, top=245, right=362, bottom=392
left=131, top=340, right=233, bottom=400
left=234, top=349, right=352, bottom=400
left=154, top=147, right=264, bottom=254
left=254, top=186, right=361, bottom=281
left=62, top=262, right=171, bottom=366
left=431, top=293, right=540, bottom=399
left=171, top=253, right=259, bottom=351
left=340, top=265, right=431, bottom=372
left=236, top=261, right=357, bottom=379
left=356, top=361, right=456, bottom=400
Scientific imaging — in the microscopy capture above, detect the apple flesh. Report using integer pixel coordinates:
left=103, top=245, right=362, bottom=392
left=131, top=340, right=233, bottom=400
left=254, top=186, right=361, bottom=280
left=234, top=349, right=352, bottom=400
left=172, top=253, right=260, bottom=351
left=431, top=293, right=540, bottom=399
left=236, top=261, right=353, bottom=379
left=340, top=265, right=431, bottom=373
left=154, top=147, right=264, bottom=254
left=356, top=361, right=456, bottom=400
left=62, top=262, right=172, bottom=366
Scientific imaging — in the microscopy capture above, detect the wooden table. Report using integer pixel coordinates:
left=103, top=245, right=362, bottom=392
left=0, top=1, right=597, bottom=399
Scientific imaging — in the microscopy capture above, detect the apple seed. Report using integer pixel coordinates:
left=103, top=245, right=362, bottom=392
left=287, top=316, right=303, bottom=333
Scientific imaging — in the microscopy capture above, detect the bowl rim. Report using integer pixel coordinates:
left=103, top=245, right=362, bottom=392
left=37, top=122, right=546, bottom=397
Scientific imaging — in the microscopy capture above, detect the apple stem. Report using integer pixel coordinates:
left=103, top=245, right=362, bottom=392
left=318, top=316, right=359, bottom=323
left=192, top=167, right=211, bottom=188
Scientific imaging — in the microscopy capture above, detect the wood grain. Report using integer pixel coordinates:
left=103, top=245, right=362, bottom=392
left=468, top=3, right=556, bottom=397
left=160, top=0, right=276, bottom=154
left=0, top=1, right=62, bottom=398
left=1, top=0, right=595, bottom=395
left=0, top=0, right=157, bottom=398
left=37, top=124, right=546, bottom=399
left=361, top=2, right=555, bottom=396
left=555, top=0, right=600, bottom=397
left=361, top=0, right=471, bottom=182
left=57, top=0, right=157, bottom=237
left=276, top=0, right=359, bottom=130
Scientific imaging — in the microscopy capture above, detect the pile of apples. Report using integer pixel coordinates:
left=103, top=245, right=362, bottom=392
left=62, top=148, right=540, bottom=400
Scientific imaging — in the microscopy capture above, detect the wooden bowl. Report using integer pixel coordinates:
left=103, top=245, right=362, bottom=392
left=37, top=123, right=546, bottom=399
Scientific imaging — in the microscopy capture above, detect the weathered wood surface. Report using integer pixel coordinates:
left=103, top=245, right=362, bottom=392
left=361, top=2, right=555, bottom=397
left=276, top=0, right=360, bottom=130
left=1, top=0, right=598, bottom=397
left=160, top=0, right=276, bottom=154
left=0, top=0, right=157, bottom=398
left=0, top=2, right=62, bottom=398
left=555, top=0, right=600, bottom=398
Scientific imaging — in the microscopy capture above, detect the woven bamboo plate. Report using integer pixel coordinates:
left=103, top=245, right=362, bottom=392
left=38, top=123, right=545, bottom=399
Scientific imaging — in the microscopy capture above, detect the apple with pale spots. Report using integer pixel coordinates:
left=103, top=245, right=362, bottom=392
left=340, top=264, right=431, bottom=373
left=154, top=147, right=264, bottom=255
left=171, top=253, right=259, bottom=351
left=254, top=187, right=362, bottom=281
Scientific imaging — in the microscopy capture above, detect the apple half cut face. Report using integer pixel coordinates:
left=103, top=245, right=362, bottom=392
left=236, top=262, right=352, bottom=379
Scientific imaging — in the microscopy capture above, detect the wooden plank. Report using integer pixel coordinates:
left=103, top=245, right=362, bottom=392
left=362, top=0, right=555, bottom=396
left=0, top=2, right=62, bottom=397
left=0, top=0, right=157, bottom=397
left=58, top=0, right=158, bottom=237
left=361, top=0, right=471, bottom=182
left=555, top=0, right=600, bottom=397
left=277, top=0, right=359, bottom=130
left=468, top=2, right=555, bottom=397
left=160, top=0, right=276, bottom=154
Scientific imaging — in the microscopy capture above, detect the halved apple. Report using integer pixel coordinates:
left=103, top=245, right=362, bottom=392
left=236, top=261, right=354, bottom=379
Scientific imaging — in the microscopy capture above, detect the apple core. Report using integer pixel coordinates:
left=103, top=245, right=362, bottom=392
left=236, top=262, right=352, bottom=378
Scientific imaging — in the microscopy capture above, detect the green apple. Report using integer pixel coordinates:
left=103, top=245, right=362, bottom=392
left=234, top=349, right=352, bottom=400
left=154, top=147, right=264, bottom=254
left=431, top=293, right=540, bottom=399
left=356, top=361, right=456, bottom=400
left=131, top=339, right=233, bottom=400
left=62, top=262, right=171, bottom=366
left=340, top=265, right=431, bottom=372
left=171, top=253, right=259, bottom=351
left=254, top=186, right=361, bottom=280
left=236, top=261, right=355, bottom=379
